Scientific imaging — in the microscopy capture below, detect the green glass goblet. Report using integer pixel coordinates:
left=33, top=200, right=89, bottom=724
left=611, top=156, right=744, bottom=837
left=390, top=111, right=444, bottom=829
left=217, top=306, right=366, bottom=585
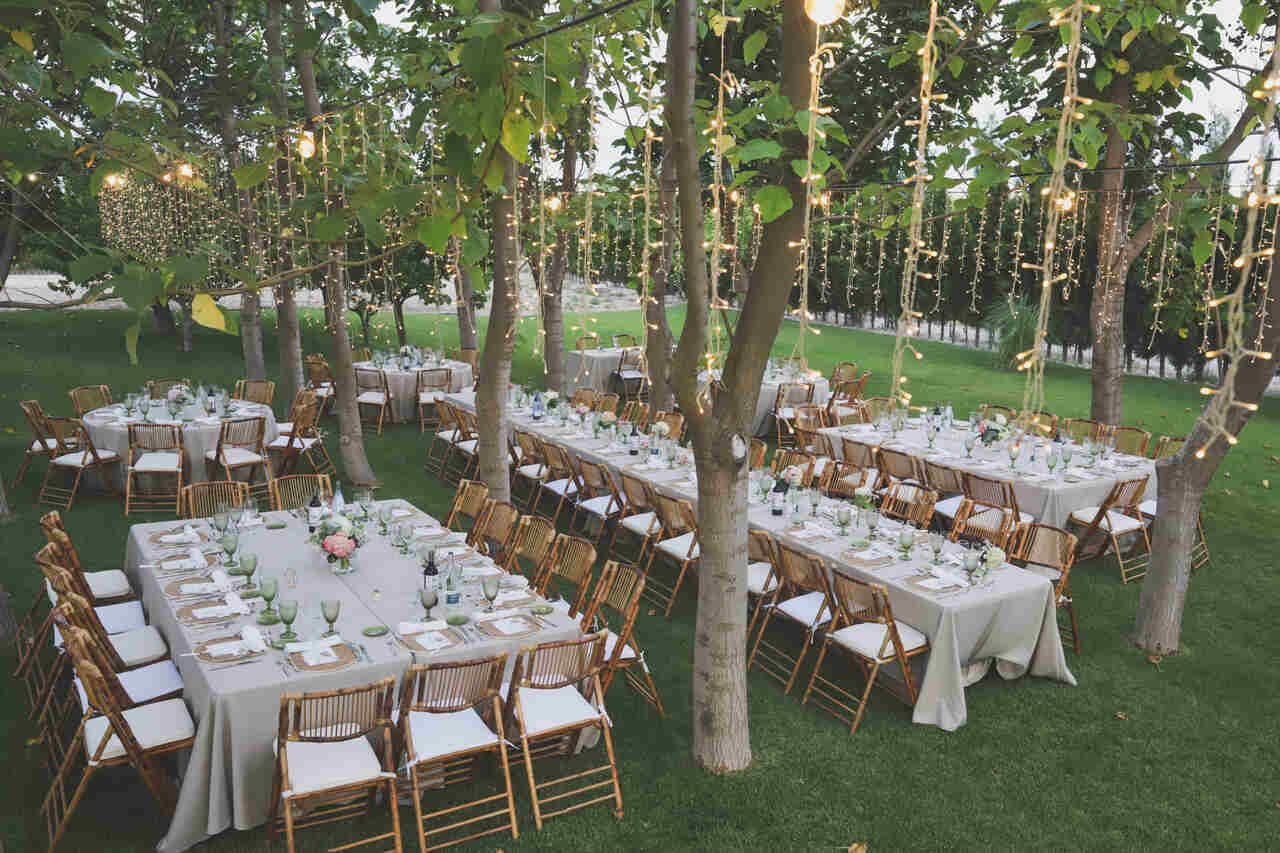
left=321, top=598, right=341, bottom=636
left=237, top=553, right=259, bottom=597
left=257, top=577, right=280, bottom=625
left=219, top=531, right=239, bottom=568
left=278, top=599, right=299, bottom=641
left=419, top=585, right=437, bottom=619
left=377, top=504, right=393, bottom=535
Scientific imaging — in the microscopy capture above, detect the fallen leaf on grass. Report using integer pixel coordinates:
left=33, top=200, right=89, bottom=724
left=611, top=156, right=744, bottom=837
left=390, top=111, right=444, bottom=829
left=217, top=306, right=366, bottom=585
left=1223, top=489, right=1235, bottom=497
left=1223, top=472, right=1231, bottom=479
left=1147, top=655, right=1162, bottom=670
left=1115, top=711, right=1129, bottom=721
left=848, top=844, right=869, bottom=853
left=647, top=609, right=656, bottom=616
left=1264, top=480, right=1271, bottom=489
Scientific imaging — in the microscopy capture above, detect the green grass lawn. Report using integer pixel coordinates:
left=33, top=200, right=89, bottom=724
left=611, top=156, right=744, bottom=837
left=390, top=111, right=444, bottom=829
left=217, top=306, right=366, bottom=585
left=1, top=305, right=1277, bottom=851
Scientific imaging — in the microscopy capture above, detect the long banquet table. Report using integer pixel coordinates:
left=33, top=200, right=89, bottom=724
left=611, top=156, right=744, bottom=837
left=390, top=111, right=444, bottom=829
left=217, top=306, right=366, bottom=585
left=819, top=420, right=1158, bottom=527
left=123, top=501, right=577, bottom=853
left=354, top=359, right=474, bottom=423
left=447, top=391, right=1075, bottom=731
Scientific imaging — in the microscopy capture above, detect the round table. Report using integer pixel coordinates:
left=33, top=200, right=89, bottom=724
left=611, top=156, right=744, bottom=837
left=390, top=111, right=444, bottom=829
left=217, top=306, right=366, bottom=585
left=353, top=360, right=475, bottom=423
left=82, top=402, right=279, bottom=487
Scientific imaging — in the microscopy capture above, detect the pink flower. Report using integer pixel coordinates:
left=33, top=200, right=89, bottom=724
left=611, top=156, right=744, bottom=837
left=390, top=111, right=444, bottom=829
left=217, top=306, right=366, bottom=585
left=323, top=533, right=356, bottom=559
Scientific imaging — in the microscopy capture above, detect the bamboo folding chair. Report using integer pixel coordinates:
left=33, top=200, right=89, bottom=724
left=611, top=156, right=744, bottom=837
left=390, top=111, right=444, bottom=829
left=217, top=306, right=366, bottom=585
left=504, top=632, right=622, bottom=830
left=825, top=380, right=866, bottom=425
left=1137, top=492, right=1210, bottom=572
left=571, top=459, right=623, bottom=544
left=68, top=385, right=111, bottom=417
left=510, top=430, right=548, bottom=511
left=612, top=347, right=648, bottom=403
left=1009, top=523, right=1080, bottom=654
left=425, top=401, right=460, bottom=475
left=748, top=438, right=767, bottom=469
left=642, top=493, right=700, bottom=618
left=979, top=403, right=1017, bottom=422
left=451, top=348, right=479, bottom=370
left=304, top=355, right=336, bottom=417
left=124, top=424, right=184, bottom=515
left=534, top=444, right=579, bottom=525
left=574, top=333, right=600, bottom=350
left=794, top=402, right=828, bottom=439
left=38, top=514, right=135, bottom=604
left=949, top=472, right=1025, bottom=548
left=1066, top=475, right=1151, bottom=583
left=267, top=678, right=402, bottom=853
left=415, top=367, right=453, bottom=432
left=233, top=379, right=276, bottom=406
left=608, top=474, right=661, bottom=564
left=267, top=398, right=334, bottom=477
left=651, top=410, right=685, bottom=441
left=594, top=392, right=620, bottom=415
left=1024, top=410, right=1059, bottom=433
left=611, top=333, right=637, bottom=348
left=147, top=378, right=191, bottom=400
left=824, top=461, right=867, bottom=499
left=1110, top=425, right=1151, bottom=457
left=15, top=401, right=80, bottom=493
left=61, top=625, right=184, bottom=713
left=467, top=499, right=521, bottom=558
left=444, top=407, right=481, bottom=483
left=747, top=541, right=834, bottom=694
left=42, top=655, right=195, bottom=852
left=802, top=570, right=929, bottom=734
left=876, top=446, right=922, bottom=494
left=535, top=534, right=596, bottom=617
left=42, top=579, right=169, bottom=671
left=773, top=382, right=815, bottom=448
left=863, top=396, right=894, bottom=421
left=770, top=449, right=817, bottom=487
left=920, top=459, right=965, bottom=530
left=746, top=529, right=780, bottom=641
left=503, top=515, right=557, bottom=578
left=38, top=423, right=120, bottom=510
left=444, top=479, right=490, bottom=531
left=354, top=367, right=393, bottom=434
left=580, top=561, right=664, bottom=717
left=269, top=474, right=332, bottom=512
left=879, top=482, right=938, bottom=528
left=839, top=436, right=882, bottom=489
left=12, top=586, right=63, bottom=720
left=1152, top=435, right=1186, bottom=459
left=395, top=656, right=517, bottom=851
left=353, top=346, right=373, bottom=361
left=630, top=402, right=652, bottom=430
left=571, top=388, right=598, bottom=410
left=829, top=361, right=858, bottom=386
left=1061, top=417, right=1101, bottom=442
left=180, top=481, right=249, bottom=519
left=204, top=416, right=271, bottom=499
left=278, top=389, right=317, bottom=438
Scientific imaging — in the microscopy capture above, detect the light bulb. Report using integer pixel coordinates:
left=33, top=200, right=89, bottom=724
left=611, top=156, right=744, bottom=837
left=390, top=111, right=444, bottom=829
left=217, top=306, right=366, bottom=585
left=178, top=163, right=194, bottom=178
left=297, top=130, right=317, bottom=159
left=804, top=0, right=845, bottom=26
left=545, top=196, right=562, bottom=212
left=26, top=172, right=38, bottom=182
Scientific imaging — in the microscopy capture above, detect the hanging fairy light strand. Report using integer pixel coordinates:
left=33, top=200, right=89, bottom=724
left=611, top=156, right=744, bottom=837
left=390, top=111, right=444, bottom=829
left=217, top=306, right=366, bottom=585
left=1017, top=0, right=1100, bottom=429
left=1196, top=40, right=1280, bottom=457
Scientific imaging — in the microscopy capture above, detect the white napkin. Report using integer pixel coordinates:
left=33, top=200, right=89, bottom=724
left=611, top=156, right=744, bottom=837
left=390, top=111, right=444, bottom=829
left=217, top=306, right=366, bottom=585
left=391, top=508, right=413, bottom=518
left=411, top=631, right=455, bottom=651
left=208, top=624, right=267, bottom=658
left=238, top=515, right=264, bottom=528
left=160, top=524, right=200, bottom=544
left=491, top=617, right=531, bottom=636
left=501, top=574, right=530, bottom=589
left=191, top=592, right=250, bottom=619
left=180, top=569, right=232, bottom=595
left=435, top=545, right=471, bottom=559
left=917, top=577, right=956, bottom=591
left=170, top=546, right=207, bottom=570
left=399, top=620, right=448, bottom=635
left=240, top=625, right=267, bottom=652
left=494, top=589, right=532, bottom=606
left=788, top=524, right=829, bottom=540
left=463, top=564, right=501, bottom=578
left=931, top=567, right=971, bottom=588
left=413, top=525, right=444, bottom=538
left=204, top=639, right=246, bottom=658
left=197, top=416, right=221, bottom=424
left=285, top=634, right=344, bottom=666
left=472, top=608, right=520, bottom=623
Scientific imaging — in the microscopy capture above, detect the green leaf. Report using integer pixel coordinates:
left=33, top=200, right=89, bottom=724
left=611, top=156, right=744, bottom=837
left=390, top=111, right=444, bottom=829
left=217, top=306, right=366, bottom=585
left=84, top=85, right=117, bottom=117
left=356, top=208, right=388, bottom=246
left=1191, top=235, right=1213, bottom=267
left=710, top=12, right=730, bottom=37
left=461, top=230, right=489, bottom=266
left=11, top=30, right=33, bottom=53
left=169, top=254, right=208, bottom=287
left=1095, top=68, right=1113, bottom=90
left=232, top=161, right=271, bottom=190
left=948, top=56, right=963, bottom=78
left=1011, top=35, right=1032, bottom=59
left=754, top=185, right=793, bottom=224
left=191, top=293, right=226, bottom=332
left=461, top=34, right=504, bottom=91
left=743, top=31, right=767, bottom=65
left=500, top=112, right=534, bottom=163
left=61, top=32, right=113, bottom=78
left=313, top=212, right=347, bottom=243
left=1241, top=2, right=1265, bottom=34
left=761, top=94, right=793, bottom=122
left=388, top=185, right=426, bottom=217
left=1120, top=27, right=1138, bottom=52
left=68, top=254, right=115, bottom=282
left=124, top=321, right=141, bottom=365
left=888, top=49, right=910, bottom=70
left=736, top=138, right=782, bottom=164
left=417, top=212, right=457, bottom=253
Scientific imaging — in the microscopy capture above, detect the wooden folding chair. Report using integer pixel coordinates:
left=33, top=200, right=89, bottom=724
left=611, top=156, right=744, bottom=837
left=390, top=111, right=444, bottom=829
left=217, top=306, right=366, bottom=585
left=269, top=474, right=332, bottom=512
left=1152, top=435, right=1186, bottom=459
left=746, top=529, right=780, bottom=642
left=612, top=347, right=648, bottom=403
left=1024, top=409, right=1058, bottom=433
left=611, top=333, right=637, bottom=348
left=920, top=458, right=965, bottom=529
left=425, top=401, right=459, bottom=475
left=979, top=403, right=1017, bottom=422
left=38, top=422, right=120, bottom=510
left=396, top=655, right=517, bottom=851
left=278, top=389, right=317, bottom=439
left=267, top=678, right=402, bottom=853
left=61, top=624, right=184, bottom=711
left=534, top=444, right=579, bottom=525
left=651, top=410, right=685, bottom=441
left=355, top=367, right=393, bottom=434
left=467, top=499, right=521, bottom=558
left=608, top=474, right=661, bottom=564
left=304, top=355, right=336, bottom=417
left=450, top=348, right=479, bottom=370
left=1010, top=523, right=1079, bottom=653
left=535, top=534, right=596, bottom=617
left=68, top=385, right=111, bottom=417
left=503, top=515, right=557, bottom=578
left=443, top=407, right=480, bottom=483
left=580, top=561, right=664, bottom=716
left=1137, top=492, right=1210, bottom=573
left=180, top=481, right=249, bottom=519
left=574, top=333, right=600, bottom=351
left=204, top=416, right=271, bottom=499
left=839, top=436, right=881, bottom=489
left=824, top=461, right=867, bottom=499
left=748, top=438, right=767, bottom=470
left=876, top=446, right=922, bottom=493
left=1109, top=425, right=1151, bottom=457
left=747, top=540, right=833, bottom=694
left=267, top=398, right=333, bottom=477
left=15, top=401, right=80, bottom=494
left=233, top=379, right=276, bottom=406
left=879, top=482, right=938, bottom=528
left=770, top=449, right=817, bottom=487
left=642, top=493, right=699, bottom=618
left=1066, top=475, right=1151, bottom=584
left=594, top=392, right=620, bottom=415
left=571, top=459, right=622, bottom=543
left=571, top=388, right=598, bottom=410
left=146, top=378, right=191, bottom=400
left=509, top=430, right=548, bottom=511
left=829, top=361, right=858, bottom=386
left=773, top=381, right=814, bottom=448
left=444, top=480, right=490, bottom=532
left=825, top=380, right=865, bottom=425
left=37, top=515, right=135, bottom=604
left=416, top=367, right=453, bottom=432
left=1061, top=417, right=1101, bottom=442
left=802, top=570, right=929, bottom=734
left=124, top=424, right=183, bottom=515
left=353, top=346, right=373, bottom=361
left=950, top=471, right=1029, bottom=548
left=504, top=632, right=622, bottom=830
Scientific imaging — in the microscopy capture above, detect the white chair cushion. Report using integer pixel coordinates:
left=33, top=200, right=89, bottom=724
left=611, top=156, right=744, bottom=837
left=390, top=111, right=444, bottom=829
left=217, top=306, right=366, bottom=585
left=831, top=620, right=928, bottom=660
left=95, top=599, right=146, bottom=635
left=357, top=391, right=387, bottom=405
left=618, top=370, right=646, bottom=380
left=31, top=438, right=57, bottom=451
left=54, top=449, right=118, bottom=467
left=131, top=451, right=182, bottom=472
left=282, top=733, right=386, bottom=797
left=578, top=495, right=619, bottom=517
left=268, top=435, right=319, bottom=449
left=657, top=531, right=699, bottom=560
left=1138, top=499, right=1157, bottom=516
left=1068, top=507, right=1145, bottom=534
left=313, top=386, right=335, bottom=397
left=544, top=478, right=578, bottom=497
left=277, top=421, right=294, bottom=435
left=82, top=698, right=194, bottom=763
left=934, top=494, right=966, bottom=520
left=457, top=439, right=479, bottom=454
left=75, top=659, right=183, bottom=711
left=747, top=561, right=776, bottom=595
left=438, top=428, right=462, bottom=444
left=515, top=685, right=602, bottom=737
left=603, top=629, right=636, bottom=662
left=205, top=447, right=264, bottom=466
left=406, top=707, right=498, bottom=764
left=110, top=625, right=169, bottom=667
left=516, top=463, right=547, bottom=480
left=775, top=591, right=831, bottom=628
left=776, top=407, right=795, bottom=420
left=85, top=569, right=133, bottom=600
left=1023, top=563, right=1063, bottom=584
left=621, top=512, right=658, bottom=536
left=418, top=391, right=444, bottom=404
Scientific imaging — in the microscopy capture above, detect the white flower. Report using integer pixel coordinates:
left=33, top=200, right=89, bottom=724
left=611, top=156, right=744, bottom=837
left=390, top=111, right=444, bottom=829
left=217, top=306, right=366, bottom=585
left=854, top=486, right=873, bottom=498
left=783, top=465, right=803, bottom=486
left=652, top=421, right=670, bottom=437
left=543, top=390, right=559, bottom=402
left=994, top=413, right=1007, bottom=427
left=984, top=547, right=1005, bottom=567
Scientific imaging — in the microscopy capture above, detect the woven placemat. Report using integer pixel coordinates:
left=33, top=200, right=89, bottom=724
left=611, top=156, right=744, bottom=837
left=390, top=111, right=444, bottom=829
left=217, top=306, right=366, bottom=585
left=158, top=551, right=218, bottom=571
left=149, top=528, right=210, bottom=545
left=194, top=634, right=263, bottom=663
left=840, top=550, right=894, bottom=568
left=289, top=642, right=357, bottom=672
left=163, top=575, right=210, bottom=597
left=474, top=613, right=540, bottom=639
left=402, top=628, right=466, bottom=653
left=904, top=573, right=966, bottom=594
left=175, top=600, right=239, bottom=623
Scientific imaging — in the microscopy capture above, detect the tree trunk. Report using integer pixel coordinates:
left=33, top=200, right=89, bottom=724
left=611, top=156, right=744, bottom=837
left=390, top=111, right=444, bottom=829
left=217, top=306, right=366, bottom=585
left=1135, top=268, right=1280, bottom=653
left=0, top=191, right=26, bottom=286
left=240, top=291, right=266, bottom=378
left=452, top=238, right=479, bottom=349
left=267, top=0, right=303, bottom=407
left=1091, top=90, right=1129, bottom=427
left=542, top=276, right=566, bottom=394
left=179, top=299, right=194, bottom=352
left=0, top=475, right=11, bottom=523
left=152, top=301, right=177, bottom=335
left=393, top=298, right=408, bottom=347
left=644, top=151, right=677, bottom=412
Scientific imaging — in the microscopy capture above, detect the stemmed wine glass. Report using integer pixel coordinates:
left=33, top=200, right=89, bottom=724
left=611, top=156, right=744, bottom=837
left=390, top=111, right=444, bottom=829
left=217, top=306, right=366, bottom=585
left=258, top=577, right=280, bottom=625
left=482, top=575, right=500, bottom=612
left=278, top=599, right=299, bottom=641
left=866, top=510, right=881, bottom=541
left=419, top=584, right=437, bottom=619
left=930, top=531, right=945, bottom=565
left=237, top=552, right=259, bottom=596
left=808, top=487, right=821, bottom=517
left=212, top=504, right=230, bottom=536
left=219, top=529, right=240, bottom=568
left=377, top=504, right=394, bottom=535
left=1047, top=449, right=1060, bottom=479
left=964, top=435, right=976, bottom=458
left=321, top=599, right=341, bottom=636
left=836, top=504, right=852, bottom=537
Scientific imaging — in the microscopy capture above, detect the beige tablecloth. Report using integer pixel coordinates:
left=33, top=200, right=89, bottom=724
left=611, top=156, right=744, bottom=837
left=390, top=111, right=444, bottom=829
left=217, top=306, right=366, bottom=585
left=564, top=348, right=625, bottom=393
left=83, top=402, right=278, bottom=487
left=122, top=502, right=576, bottom=853
left=697, top=371, right=832, bottom=436
left=353, top=360, right=474, bottom=422
left=819, top=421, right=1157, bottom=527
left=447, top=391, right=1074, bottom=730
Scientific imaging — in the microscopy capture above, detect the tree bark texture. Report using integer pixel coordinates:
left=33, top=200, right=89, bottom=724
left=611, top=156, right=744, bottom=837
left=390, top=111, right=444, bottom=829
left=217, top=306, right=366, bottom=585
left=267, top=0, right=303, bottom=407
left=179, top=298, right=194, bottom=352
left=644, top=151, right=677, bottom=412
left=451, top=236, right=479, bottom=350
left=0, top=190, right=26, bottom=287
left=393, top=298, right=408, bottom=347
left=1089, top=76, right=1130, bottom=426
left=1135, top=270, right=1279, bottom=653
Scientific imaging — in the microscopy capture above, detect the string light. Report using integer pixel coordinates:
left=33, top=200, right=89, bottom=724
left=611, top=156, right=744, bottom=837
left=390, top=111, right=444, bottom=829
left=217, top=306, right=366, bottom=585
left=804, top=0, right=845, bottom=26
left=297, top=130, right=316, bottom=159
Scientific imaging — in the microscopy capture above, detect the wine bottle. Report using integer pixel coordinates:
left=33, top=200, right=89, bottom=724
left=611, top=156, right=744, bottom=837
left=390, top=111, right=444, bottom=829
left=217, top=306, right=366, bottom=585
left=307, top=490, right=322, bottom=532
left=628, top=422, right=640, bottom=456
left=332, top=480, right=345, bottom=515
left=423, top=548, right=438, bottom=593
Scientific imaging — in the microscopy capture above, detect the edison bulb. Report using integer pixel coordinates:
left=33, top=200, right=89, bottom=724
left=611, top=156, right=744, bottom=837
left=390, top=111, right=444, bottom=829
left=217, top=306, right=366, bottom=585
left=804, top=0, right=845, bottom=25
left=297, top=130, right=317, bottom=159
left=178, top=163, right=194, bottom=178
left=545, top=195, right=562, bottom=212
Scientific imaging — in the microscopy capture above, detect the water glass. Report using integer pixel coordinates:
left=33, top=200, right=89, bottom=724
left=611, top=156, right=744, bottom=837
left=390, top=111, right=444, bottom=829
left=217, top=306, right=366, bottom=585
left=1047, top=450, right=1060, bottom=477
left=321, top=599, right=341, bottom=636
left=898, top=529, right=914, bottom=558
left=219, top=531, right=239, bottom=567
left=377, top=504, right=394, bottom=534
left=278, top=599, right=299, bottom=641
left=482, top=575, right=500, bottom=611
left=258, top=577, right=280, bottom=624
left=964, top=435, right=976, bottom=457
left=930, top=532, right=945, bottom=564
left=238, top=552, right=259, bottom=593
left=867, top=511, right=881, bottom=540
left=419, top=585, right=437, bottom=619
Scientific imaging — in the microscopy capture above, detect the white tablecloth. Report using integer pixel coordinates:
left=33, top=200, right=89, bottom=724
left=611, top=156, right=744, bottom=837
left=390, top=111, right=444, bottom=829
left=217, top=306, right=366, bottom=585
left=353, top=360, right=474, bottom=422
left=820, top=421, right=1157, bottom=527
left=82, top=402, right=279, bottom=486
left=565, top=348, right=625, bottom=393
left=697, top=370, right=831, bottom=436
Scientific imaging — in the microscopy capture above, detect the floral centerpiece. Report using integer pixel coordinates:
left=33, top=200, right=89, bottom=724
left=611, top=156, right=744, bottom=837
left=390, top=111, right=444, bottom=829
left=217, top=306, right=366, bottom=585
left=651, top=420, right=671, bottom=440
left=779, top=464, right=803, bottom=493
left=166, top=384, right=193, bottom=407
left=311, top=515, right=363, bottom=573
left=979, top=412, right=1007, bottom=446
left=543, top=390, right=559, bottom=409
left=574, top=404, right=591, bottom=424
left=595, top=409, right=617, bottom=439
left=852, top=485, right=875, bottom=510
